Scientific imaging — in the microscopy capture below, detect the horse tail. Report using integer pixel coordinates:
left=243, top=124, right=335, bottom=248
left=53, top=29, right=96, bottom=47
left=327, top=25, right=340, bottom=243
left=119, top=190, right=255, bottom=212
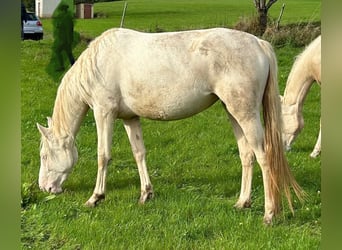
left=259, top=40, right=305, bottom=214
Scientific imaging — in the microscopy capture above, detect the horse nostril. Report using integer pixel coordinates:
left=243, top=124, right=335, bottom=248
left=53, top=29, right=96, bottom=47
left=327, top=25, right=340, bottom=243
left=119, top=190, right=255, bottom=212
left=48, top=186, right=52, bottom=193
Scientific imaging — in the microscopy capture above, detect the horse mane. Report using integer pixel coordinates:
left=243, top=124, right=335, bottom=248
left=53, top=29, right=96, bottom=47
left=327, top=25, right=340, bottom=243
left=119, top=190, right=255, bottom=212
left=51, top=30, right=119, bottom=136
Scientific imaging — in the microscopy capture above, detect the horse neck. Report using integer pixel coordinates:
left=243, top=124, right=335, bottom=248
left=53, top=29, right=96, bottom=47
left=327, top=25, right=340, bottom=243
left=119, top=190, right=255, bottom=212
left=51, top=78, right=89, bottom=138
left=283, top=57, right=315, bottom=112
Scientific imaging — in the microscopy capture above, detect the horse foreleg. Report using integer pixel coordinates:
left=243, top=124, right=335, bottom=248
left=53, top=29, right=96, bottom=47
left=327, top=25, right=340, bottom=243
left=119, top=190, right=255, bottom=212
left=123, top=118, right=153, bottom=203
left=85, top=108, right=115, bottom=207
left=310, top=119, right=321, bottom=158
left=228, top=113, right=255, bottom=209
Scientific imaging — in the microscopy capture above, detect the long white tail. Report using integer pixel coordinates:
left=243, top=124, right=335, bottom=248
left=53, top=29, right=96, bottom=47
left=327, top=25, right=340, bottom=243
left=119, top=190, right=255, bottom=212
left=259, top=40, right=304, bottom=214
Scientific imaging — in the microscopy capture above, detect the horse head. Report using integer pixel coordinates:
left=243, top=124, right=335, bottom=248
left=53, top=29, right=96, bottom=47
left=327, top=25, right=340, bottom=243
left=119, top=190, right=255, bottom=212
left=37, top=117, right=78, bottom=194
left=280, top=98, right=304, bottom=151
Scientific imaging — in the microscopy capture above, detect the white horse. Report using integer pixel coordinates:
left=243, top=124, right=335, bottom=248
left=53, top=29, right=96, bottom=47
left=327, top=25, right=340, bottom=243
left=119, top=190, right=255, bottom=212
left=281, top=35, right=321, bottom=158
left=37, top=28, right=303, bottom=224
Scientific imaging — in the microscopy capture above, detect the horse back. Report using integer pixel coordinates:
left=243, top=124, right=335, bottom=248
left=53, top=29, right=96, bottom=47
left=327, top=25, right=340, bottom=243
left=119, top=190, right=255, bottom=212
left=77, top=28, right=270, bottom=120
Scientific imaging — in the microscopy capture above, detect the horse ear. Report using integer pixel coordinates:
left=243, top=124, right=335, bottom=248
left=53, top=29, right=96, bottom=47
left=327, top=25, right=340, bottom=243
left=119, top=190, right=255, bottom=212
left=47, top=117, right=52, bottom=128
left=37, top=123, right=51, bottom=139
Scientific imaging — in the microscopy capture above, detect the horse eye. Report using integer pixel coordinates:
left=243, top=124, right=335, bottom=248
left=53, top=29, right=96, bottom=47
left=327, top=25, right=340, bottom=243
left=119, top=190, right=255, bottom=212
left=42, top=155, right=47, bottom=161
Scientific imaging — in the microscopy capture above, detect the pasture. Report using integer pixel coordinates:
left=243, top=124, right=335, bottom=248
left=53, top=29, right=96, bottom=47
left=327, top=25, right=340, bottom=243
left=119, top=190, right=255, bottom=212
left=21, top=0, right=321, bottom=249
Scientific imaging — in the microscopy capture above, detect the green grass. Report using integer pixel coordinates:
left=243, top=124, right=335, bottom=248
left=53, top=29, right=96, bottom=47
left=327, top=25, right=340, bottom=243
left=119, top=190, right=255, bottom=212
left=73, top=0, right=321, bottom=37
left=21, top=0, right=320, bottom=249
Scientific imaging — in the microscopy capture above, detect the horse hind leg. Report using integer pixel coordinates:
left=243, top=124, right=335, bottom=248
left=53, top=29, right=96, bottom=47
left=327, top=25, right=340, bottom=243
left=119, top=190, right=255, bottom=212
left=237, top=116, right=276, bottom=224
left=222, top=101, right=276, bottom=223
left=123, top=118, right=153, bottom=203
left=227, top=112, right=255, bottom=209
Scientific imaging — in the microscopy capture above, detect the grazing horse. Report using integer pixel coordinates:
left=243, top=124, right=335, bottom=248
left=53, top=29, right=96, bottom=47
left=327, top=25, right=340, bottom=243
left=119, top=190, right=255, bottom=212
left=37, top=28, right=303, bottom=224
left=280, top=35, right=321, bottom=158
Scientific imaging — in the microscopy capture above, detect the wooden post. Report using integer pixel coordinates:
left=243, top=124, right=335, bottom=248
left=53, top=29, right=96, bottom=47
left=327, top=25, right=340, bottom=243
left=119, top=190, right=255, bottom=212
left=276, top=3, right=285, bottom=30
left=120, top=1, right=128, bottom=28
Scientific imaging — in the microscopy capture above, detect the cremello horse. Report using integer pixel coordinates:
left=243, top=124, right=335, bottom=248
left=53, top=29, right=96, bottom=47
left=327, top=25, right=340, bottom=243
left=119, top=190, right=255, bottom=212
left=37, top=28, right=303, bottom=224
left=281, top=35, right=321, bottom=158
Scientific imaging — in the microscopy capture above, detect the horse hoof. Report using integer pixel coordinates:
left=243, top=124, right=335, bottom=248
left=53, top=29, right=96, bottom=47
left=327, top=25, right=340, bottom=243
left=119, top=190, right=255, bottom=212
left=85, top=200, right=96, bottom=208
left=263, top=211, right=274, bottom=226
left=263, top=216, right=273, bottom=226
left=85, top=193, right=105, bottom=207
left=310, top=151, right=320, bottom=158
left=234, top=199, right=251, bottom=209
left=139, top=190, right=154, bottom=204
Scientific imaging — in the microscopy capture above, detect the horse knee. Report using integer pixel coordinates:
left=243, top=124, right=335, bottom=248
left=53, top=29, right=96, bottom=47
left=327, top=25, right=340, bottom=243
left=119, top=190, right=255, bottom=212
left=240, top=151, right=255, bottom=167
left=133, top=150, right=146, bottom=162
left=98, top=153, right=112, bottom=168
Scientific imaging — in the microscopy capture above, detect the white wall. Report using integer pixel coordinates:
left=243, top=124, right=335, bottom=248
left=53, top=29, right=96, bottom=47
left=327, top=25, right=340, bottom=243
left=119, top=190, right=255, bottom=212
left=36, top=0, right=61, bottom=18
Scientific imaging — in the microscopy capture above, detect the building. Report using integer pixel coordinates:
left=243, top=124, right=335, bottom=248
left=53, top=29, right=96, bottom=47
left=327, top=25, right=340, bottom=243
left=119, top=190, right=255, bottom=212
left=35, top=0, right=61, bottom=18
left=35, top=0, right=75, bottom=18
left=76, top=3, right=94, bottom=19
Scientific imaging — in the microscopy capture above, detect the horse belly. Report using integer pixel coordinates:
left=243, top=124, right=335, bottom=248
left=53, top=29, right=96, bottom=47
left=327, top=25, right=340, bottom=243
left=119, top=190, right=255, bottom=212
left=122, top=87, right=218, bottom=121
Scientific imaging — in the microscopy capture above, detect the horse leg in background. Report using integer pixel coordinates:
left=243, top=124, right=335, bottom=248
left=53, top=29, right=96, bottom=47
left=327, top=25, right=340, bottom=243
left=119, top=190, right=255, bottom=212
left=123, top=118, right=154, bottom=203
left=85, top=107, right=115, bottom=207
left=227, top=112, right=255, bottom=209
left=310, top=119, right=321, bottom=158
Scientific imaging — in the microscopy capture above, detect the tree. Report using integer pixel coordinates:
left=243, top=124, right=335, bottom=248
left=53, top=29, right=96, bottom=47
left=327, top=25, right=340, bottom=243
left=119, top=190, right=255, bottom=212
left=22, top=0, right=35, bottom=11
left=253, top=0, right=278, bottom=35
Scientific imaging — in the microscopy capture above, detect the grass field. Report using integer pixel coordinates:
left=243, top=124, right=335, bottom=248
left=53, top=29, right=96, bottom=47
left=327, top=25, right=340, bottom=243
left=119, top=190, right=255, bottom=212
left=21, top=0, right=321, bottom=249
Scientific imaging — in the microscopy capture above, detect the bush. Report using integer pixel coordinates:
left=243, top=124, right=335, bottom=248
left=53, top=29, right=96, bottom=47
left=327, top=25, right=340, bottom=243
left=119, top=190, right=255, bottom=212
left=234, top=15, right=321, bottom=47
left=262, top=22, right=321, bottom=47
left=234, top=15, right=261, bottom=37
